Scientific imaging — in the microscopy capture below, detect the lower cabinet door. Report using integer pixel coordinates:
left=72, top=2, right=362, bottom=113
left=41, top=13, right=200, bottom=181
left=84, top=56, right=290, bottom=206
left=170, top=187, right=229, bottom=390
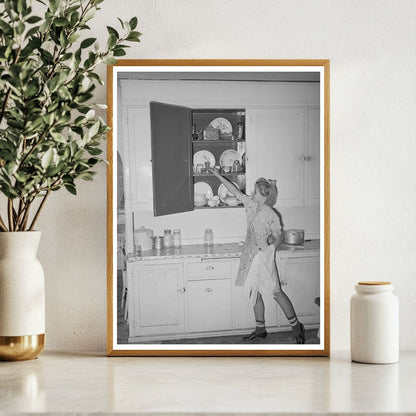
left=277, top=255, right=320, bottom=326
left=130, top=264, right=185, bottom=337
left=187, top=278, right=232, bottom=333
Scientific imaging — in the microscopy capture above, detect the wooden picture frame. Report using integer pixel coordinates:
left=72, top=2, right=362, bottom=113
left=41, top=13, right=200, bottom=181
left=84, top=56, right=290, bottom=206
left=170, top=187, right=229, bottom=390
left=107, top=60, right=330, bottom=356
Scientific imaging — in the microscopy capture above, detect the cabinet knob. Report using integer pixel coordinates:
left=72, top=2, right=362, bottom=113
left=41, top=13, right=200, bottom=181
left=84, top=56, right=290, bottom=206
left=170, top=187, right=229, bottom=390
left=179, top=287, right=186, bottom=293
left=205, top=288, right=213, bottom=292
left=206, top=265, right=215, bottom=271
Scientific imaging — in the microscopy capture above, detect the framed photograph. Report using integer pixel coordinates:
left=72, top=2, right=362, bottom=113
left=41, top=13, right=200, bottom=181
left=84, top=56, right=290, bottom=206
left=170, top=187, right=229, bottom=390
left=107, top=60, right=330, bottom=356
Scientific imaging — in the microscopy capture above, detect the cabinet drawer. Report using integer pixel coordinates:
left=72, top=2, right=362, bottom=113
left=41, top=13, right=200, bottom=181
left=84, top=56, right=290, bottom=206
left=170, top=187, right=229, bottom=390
left=188, top=279, right=232, bottom=332
left=187, top=260, right=232, bottom=279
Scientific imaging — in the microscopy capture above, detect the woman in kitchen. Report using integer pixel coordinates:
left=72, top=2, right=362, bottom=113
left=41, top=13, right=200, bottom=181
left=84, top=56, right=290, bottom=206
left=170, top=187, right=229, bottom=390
left=211, top=167, right=306, bottom=344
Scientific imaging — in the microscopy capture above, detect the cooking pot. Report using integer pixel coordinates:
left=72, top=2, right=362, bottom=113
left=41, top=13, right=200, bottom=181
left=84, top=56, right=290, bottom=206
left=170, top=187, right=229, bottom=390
left=283, top=229, right=305, bottom=245
left=134, top=226, right=154, bottom=251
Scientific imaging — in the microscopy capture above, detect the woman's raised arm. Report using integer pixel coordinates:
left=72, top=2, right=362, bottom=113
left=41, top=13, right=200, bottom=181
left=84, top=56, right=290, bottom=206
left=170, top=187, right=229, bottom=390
left=210, top=167, right=246, bottom=199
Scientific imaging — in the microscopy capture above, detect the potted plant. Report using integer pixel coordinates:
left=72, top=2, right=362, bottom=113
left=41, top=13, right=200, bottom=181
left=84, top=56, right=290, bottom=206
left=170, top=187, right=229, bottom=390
left=0, top=0, right=140, bottom=360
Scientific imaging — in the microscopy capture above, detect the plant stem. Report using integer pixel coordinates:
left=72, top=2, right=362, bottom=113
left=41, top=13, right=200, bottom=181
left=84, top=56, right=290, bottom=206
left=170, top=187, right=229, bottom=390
left=28, top=189, right=50, bottom=231
left=20, top=200, right=32, bottom=231
left=7, top=199, right=14, bottom=231
left=0, top=213, right=8, bottom=231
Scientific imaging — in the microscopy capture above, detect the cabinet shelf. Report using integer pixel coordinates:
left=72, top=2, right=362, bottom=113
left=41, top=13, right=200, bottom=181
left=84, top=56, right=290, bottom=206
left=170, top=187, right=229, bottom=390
left=192, top=140, right=245, bottom=145
left=193, top=173, right=245, bottom=177
left=194, top=204, right=244, bottom=209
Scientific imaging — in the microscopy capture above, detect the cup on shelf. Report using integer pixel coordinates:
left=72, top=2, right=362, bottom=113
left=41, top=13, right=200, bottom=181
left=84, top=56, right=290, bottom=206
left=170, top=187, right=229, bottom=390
left=195, top=163, right=204, bottom=173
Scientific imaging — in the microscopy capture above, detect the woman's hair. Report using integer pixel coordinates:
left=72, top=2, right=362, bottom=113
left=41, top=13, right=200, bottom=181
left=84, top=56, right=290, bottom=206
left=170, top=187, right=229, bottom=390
left=255, top=178, right=278, bottom=207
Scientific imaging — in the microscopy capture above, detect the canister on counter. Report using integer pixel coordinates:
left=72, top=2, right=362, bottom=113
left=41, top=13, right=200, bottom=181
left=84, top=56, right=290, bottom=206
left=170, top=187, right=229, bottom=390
left=163, top=229, right=172, bottom=248
left=172, top=229, right=182, bottom=248
left=350, top=281, right=399, bottom=364
left=153, top=236, right=164, bottom=250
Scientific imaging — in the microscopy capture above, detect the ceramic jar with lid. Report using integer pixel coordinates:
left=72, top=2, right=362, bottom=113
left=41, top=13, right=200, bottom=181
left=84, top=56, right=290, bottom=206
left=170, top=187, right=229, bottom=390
left=350, top=281, right=399, bottom=364
left=134, top=226, right=153, bottom=251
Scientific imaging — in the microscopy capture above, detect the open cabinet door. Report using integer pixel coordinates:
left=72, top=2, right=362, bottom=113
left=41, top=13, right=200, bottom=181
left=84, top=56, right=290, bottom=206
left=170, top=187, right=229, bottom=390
left=150, top=101, right=193, bottom=216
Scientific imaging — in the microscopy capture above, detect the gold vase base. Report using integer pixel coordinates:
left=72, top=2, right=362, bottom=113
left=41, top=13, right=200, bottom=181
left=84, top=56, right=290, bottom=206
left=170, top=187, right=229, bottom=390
left=0, top=334, right=45, bottom=361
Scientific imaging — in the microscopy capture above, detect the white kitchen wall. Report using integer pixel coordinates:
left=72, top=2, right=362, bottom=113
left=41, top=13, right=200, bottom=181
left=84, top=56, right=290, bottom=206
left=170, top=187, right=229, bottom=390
left=36, top=0, right=416, bottom=351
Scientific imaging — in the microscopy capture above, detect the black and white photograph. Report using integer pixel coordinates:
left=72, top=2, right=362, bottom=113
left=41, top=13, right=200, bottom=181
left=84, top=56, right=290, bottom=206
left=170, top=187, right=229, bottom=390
left=108, top=60, right=330, bottom=356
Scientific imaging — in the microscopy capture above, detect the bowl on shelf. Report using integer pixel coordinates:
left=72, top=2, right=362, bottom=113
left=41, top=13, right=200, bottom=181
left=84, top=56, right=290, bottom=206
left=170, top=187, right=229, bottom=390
left=194, top=192, right=207, bottom=207
left=222, top=166, right=232, bottom=174
left=224, top=196, right=239, bottom=207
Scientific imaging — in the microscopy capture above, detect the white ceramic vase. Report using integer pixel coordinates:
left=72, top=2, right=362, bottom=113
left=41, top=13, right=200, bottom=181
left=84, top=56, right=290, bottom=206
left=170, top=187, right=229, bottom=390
left=0, top=231, right=45, bottom=361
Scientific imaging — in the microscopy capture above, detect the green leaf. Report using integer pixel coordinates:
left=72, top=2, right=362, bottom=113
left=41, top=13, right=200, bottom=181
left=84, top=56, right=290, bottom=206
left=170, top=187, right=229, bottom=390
left=54, top=17, right=69, bottom=27
left=87, top=147, right=102, bottom=156
left=0, top=20, right=13, bottom=35
left=5, top=162, right=18, bottom=176
left=26, top=15, right=42, bottom=24
left=80, top=37, right=96, bottom=49
left=68, top=33, right=80, bottom=44
left=50, top=131, right=67, bottom=143
left=49, top=0, right=59, bottom=13
left=14, top=171, right=29, bottom=183
left=103, top=56, right=117, bottom=65
left=113, top=47, right=126, bottom=57
left=41, top=148, right=54, bottom=169
left=107, top=33, right=117, bottom=49
left=77, top=171, right=95, bottom=181
left=16, top=21, right=25, bottom=35
left=129, top=16, right=138, bottom=30
left=88, top=120, right=100, bottom=138
left=106, top=26, right=119, bottom=38
left=64, top=183, right=76, bottom=195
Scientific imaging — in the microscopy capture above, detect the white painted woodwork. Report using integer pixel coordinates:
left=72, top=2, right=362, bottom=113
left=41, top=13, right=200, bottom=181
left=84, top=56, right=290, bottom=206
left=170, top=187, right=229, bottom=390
left=246, top=108, right=305, bottom=207
left=127, top=252, right=319, bottom=341
left=187, top=260, right=232, bottom=279
left=187, top=278, right=233, bottom=332
left=305, top=108, right=320, bottom=207
left=276, top=255, right=320, bottom=326
left=129, top=263, right=185, bottom=337
left=119, top=80, right=319, bottom=108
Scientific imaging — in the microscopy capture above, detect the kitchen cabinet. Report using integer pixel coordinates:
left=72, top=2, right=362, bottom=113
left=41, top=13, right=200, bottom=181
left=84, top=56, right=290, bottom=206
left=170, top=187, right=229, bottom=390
left=276, top=254, right=320, bottom=327
left=305, top=108, right=320, bottom=207
left=150, top=102, right=246, bottom=216
left=149, top=103, right=319, bottom=216
left=185, top=259, right=234, bottom=333
left=246, top=107, right=319, bottom=208
left=126, top=250, right=321, bottom=342
left=128, top=263, right=185, bottom=337
left=187, top=278, right=233, bottom=332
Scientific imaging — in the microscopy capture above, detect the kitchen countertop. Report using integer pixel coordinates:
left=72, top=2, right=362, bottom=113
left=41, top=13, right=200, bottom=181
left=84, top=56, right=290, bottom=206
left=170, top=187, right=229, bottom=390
left=128, top=239, right=320, bottom=262
left=0, top=350, right=415, bottom=414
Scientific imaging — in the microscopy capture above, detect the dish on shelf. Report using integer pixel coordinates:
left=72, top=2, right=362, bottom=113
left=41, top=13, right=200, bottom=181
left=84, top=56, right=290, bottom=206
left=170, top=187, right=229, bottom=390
left=208, top=117, right=233, bottom=134
left=194, top=182, right=213, bottom=199
left=193, top=150, right=216, bottom=170
left=218, top=182, right=239, bottom=202
left=219, top=149, right=241, bottom=167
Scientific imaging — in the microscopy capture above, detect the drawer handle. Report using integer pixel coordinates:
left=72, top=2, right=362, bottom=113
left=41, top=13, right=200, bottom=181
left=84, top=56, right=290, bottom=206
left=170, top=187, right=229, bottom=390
left=205, top=288, right=213, bottom=292
left=179, top=287, right=186, bottom=293
left=206, top=265, right=215, bottom=271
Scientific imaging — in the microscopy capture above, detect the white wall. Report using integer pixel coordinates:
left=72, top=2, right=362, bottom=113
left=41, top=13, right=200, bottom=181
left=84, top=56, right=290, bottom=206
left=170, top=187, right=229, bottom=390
left=38, top=0, right=416, bottom=351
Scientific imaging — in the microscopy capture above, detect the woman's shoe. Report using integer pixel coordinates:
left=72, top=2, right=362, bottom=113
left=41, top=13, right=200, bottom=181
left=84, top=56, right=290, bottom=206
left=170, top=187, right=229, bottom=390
left=295, top=322, right=306, bottom=344
left=243, top=329, right=268, bottom=340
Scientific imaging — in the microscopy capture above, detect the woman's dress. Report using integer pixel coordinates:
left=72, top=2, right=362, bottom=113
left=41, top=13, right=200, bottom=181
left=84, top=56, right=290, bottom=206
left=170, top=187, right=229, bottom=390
left=235, top=193, right=282, bottom=287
